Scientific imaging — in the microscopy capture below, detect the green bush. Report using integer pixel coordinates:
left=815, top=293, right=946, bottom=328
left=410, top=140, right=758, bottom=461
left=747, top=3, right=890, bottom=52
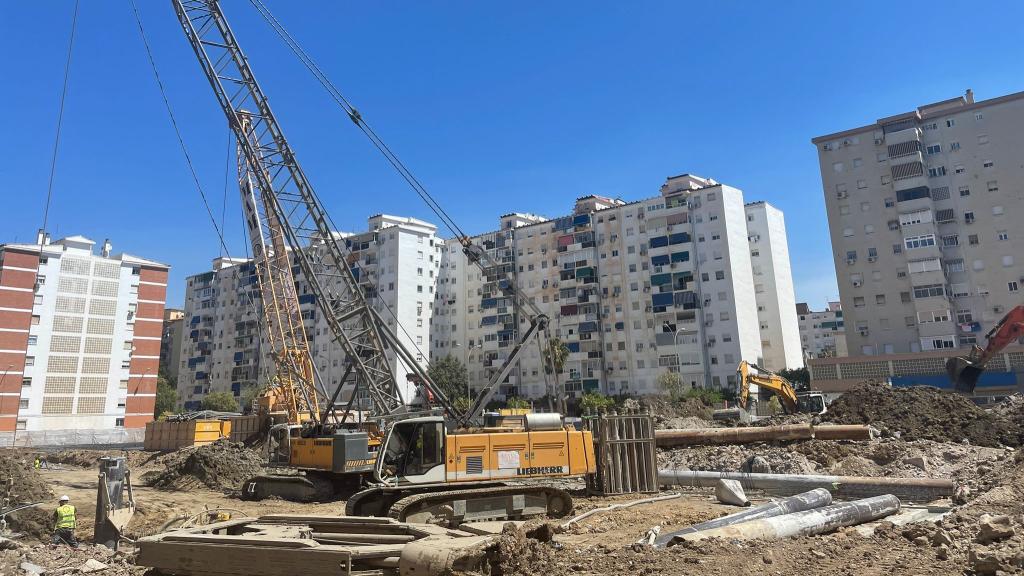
left=683, top=387, right=724, bottom=407
left=579, top=392, right=616, bottom=413
left=200, top=391, right=240, bottom=412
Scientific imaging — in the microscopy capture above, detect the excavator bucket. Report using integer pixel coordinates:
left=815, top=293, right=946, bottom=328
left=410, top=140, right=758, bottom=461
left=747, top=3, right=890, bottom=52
left=946, top=356, right=983, bottom=394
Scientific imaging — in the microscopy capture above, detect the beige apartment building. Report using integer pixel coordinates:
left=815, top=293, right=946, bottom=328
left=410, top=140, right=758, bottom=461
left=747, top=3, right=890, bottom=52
left=796, top=301, right=847, bottom=359
left=813, top=89, right=1024, bottom=357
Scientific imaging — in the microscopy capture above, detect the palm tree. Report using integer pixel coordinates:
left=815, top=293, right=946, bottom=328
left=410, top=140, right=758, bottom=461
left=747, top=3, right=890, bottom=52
left=543, top=337, right=570, bottom=413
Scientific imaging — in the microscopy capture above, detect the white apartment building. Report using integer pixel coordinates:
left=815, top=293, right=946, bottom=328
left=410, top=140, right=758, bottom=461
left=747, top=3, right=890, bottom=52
left=431, top=174, right=803, bottom=400
left=796, top=302, right=847, bottom=359
left=176, top=215, right=441, bottom=410
left=745, top=202, right=804, bottom=370
left=0, top=233, right=168, bottom=446
left=813, top=89, right=1024, bottom=356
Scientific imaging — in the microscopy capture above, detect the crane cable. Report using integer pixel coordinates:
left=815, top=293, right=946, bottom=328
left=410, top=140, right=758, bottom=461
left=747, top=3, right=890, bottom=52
left=41, top=0, right=81, bottom=239
left=246, top=0, right=469, bottom=243
left=128, top=0, right=432, bottom=405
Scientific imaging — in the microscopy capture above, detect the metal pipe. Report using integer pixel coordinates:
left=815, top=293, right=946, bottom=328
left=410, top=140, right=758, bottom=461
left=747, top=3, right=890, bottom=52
left=655, top=488, right=832, bottom=547
left=655, top=424, right=872, bottom=447
left=675, top=494, right=900, bottom=541
left=658, top=469, right=954, bottom=502
left=560, top=493, right=681, bottom=529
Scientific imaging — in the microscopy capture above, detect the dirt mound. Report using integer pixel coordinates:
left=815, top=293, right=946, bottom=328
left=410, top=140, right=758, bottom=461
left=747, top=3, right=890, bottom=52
left=142, top=440, right=263, bottom=493
left=822, top=383, right=1022, bottom=447
left=659, top=443, right=817, bottom=474
left=0, top=452, right=52, bottom=539
left=990, top=394, right=1024, bottom=421
left=642, top=396, right=714, bottom=429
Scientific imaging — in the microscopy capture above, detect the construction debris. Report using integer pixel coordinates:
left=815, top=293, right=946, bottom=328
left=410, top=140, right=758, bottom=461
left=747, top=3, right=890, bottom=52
left=141, top=439, right=263, bottom=493
left=676, top=494, right=901, bottom=542
left=0, top=454, right=51, bottom=539
left=658, top=468, right=955, bottom=501
left=655, top=423, right=872, bottom=447
left=822, top=382, right=1023, bottom=447
left=714, top=479, right=749, bottom=507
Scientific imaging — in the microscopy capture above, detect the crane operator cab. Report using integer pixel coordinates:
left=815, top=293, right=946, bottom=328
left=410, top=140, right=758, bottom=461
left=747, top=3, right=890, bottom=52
left=377, top=417, right=446, bottom=484
left=796, top=392, right=827, bottom=415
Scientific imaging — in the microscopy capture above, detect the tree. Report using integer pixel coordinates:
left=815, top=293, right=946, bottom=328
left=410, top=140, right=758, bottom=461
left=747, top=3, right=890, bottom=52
left=505, top=397, right=530, bottom=410
left=778, top=367, right=811, bottom=392
left=766, top=396, right=783, bottom=415
left=240, top=384, right=262, bottom=414
left=428, top=355, right=469, bottom=402
left=542, top=338, right=571, bottom=413
left=657, top=372, right=684, bottom=401
left=579, top=391, right=615, bottom=413
left=201, top=391, right=240, bottom=412
left=154, top=374, right=178, bottom=418
left=453, top=395, right=472, bottom=414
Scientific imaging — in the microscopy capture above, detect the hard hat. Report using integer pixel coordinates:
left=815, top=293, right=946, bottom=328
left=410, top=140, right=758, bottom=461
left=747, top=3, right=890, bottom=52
left=59, top=495, right=70, bottom=502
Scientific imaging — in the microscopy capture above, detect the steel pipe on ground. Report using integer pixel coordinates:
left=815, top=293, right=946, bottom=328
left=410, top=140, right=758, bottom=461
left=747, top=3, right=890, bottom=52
left=676, top=494, right=900, bottom=541
left=655, top=424, right=872, bottom=447
left=655, top=488, right=833, bottom=547
left=658, top=469, right=954, bottom=502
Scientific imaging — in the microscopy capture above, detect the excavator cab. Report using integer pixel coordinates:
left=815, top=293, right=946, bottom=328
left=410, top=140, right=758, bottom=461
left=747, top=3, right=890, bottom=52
left=376, top=417, right=446, bottom=485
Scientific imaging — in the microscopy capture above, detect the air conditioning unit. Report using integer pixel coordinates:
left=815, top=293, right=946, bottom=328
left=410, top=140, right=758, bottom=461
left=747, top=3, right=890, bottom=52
left=843, top=138, right=853, bottom=146
left=867, top=256, right=877, bottom=262
left=859, top=329, right=869, bottom=336
left=837, top=191, right=848, bottom=199
left=853, top=281, right=862, bottom=287
left=823, top=143, right=834, bottom=151
left=874, top=138, right=884, bottom=145
left=847, top=259, right=857, bottom=265
left=994, top=305, right=1004, bottom=314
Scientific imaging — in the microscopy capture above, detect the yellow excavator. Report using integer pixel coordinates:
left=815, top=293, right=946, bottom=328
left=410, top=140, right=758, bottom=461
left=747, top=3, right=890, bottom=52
left=723, top=361, right=827, bottom=418
left=172, top=0, right=599, bottom=523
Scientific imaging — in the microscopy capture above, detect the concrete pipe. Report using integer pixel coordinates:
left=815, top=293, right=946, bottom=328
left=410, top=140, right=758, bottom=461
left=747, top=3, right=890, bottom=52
left=677, top=494, right=901, bottom=541
left=655, top=488, right=832, bottom=547
left=658, top=469, right=954, bottom=502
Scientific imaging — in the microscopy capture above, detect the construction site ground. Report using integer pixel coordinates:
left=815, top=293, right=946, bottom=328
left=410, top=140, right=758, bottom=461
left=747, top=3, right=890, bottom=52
left=2, top=386, right=1024, bottom=575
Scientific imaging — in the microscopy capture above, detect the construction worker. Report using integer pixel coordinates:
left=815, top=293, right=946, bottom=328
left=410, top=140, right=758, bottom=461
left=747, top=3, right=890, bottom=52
left=52, top=495, right=78, bottom=548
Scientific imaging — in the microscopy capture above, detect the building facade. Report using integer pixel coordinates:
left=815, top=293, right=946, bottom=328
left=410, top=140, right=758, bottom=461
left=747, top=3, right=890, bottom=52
left=160, top=308, right=184, bottom=390
left=814, top=89, right=1024, bottom=356
left=0, top=233, right=168, bottom=446
left=796, top=301, right=847, bottom=359
left=175, top=215, right=441, bottom=410
left=431, top=174, right=803, bottom=400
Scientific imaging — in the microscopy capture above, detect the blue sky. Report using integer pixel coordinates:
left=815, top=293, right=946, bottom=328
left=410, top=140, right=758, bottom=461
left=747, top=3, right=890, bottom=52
left=2, top=1, right=1022, bottom=308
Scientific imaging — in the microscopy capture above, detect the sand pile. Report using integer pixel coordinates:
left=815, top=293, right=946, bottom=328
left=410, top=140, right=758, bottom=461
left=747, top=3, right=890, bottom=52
left=142, top=439, right=263, bottom=493
left=822, top=382, right=1022, bottom=447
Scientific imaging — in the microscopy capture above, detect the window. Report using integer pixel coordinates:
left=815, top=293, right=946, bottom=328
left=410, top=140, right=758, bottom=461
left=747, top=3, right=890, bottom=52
left=964, top=211, right=975, bottom=224
left=959, top=186, right=970, bottom=197
left=984, top=160, right=994, bottom=168
left=904, top=235, right=935, bottom=250
left=854, top=297, right=865, bottom=308
left=955, top=165, right=965, bottom=174
left=978, top=134, right=989, bottom=145
left=839, top=205, right=850, bottom=215
left=875, top=294, right=886, bottom=305
left=1010, top=282, right=1020, bottom=293
left=25, top=356, right=34, bottom=366
left=928, top=166, right=946, bottom=177
left=950, top=141, right=961, bottom=151
left=913, top=284, right=945, bottom=299
left=27, top=335, right=37, bottom=346
left=853, top=158, right=863, bottom=168
left=957, top=310, right=973, bottom=324
left=887, top=219, right=900, bottom=231
left=715, top=271, right=725, bottom=280
left=969, top=234, right=979, bottom=245
left=900, top=292, right=912, bottom=304
left=899, top=210, right=932, bottom=226
left=908, top=259, right=941, bottom=273
left=19, top=398, right=28, bottom=409
left=993, top=206, right=1005, bottom=216
left=22, top=378, right=31, bottom=387
left=857, top=179, right=867, bottom=189
left=946, top=259, right=964, bottom=273
left=973, top=259, right=985, bottom=271
left=917, top=309, right=950, bottom=324
left=832, top=162, right=844, bottom=173
left=926, top=144, right=941, bottom=155
left=892, top=244, right=903, bottom=255
left=884, top=197, right=895, bottom=208
left=946, top=119, right=955, bottom=127
left=987, top=180, right=999, bottom=192
left=843, top=227, right=854, bottom=237
left=864, top=224, right=875, bottom=234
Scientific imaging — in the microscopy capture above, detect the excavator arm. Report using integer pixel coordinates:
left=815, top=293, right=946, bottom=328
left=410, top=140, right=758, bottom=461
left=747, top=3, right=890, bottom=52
left=735, top=361, right=800, bottom=414
left=947, top=305, right=1024, bottom=393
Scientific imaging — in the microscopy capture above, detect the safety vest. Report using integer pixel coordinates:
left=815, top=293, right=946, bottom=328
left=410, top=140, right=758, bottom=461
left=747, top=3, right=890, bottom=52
left=54, top=505, right=76, bottom=530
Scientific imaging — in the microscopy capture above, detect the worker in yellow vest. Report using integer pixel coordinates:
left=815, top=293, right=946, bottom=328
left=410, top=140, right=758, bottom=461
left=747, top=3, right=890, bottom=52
left=52, top=495, right=78, bottom=547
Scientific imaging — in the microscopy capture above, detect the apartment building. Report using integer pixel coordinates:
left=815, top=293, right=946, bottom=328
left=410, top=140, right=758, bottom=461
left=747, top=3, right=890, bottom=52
left=160, top=308, right=184, bottom=388
left=176, top=215, right=441, bottom=410
left=0, top=233, right=168, bottom=446
left=796, top=301, right=847, bottom=359
left=813, top=89, right=1024, bottom=356
left=431, top=174, right=803, bottom=400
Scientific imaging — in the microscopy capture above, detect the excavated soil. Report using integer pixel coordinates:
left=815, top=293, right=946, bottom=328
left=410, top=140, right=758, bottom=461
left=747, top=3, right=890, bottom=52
left=0, top=542, right=145, bottom=576
left=45, top=449, right=164, bottom=470
left=141, top=439, right=263, bottom=493
left=642, top=397, right=715, bottom=430
left=0, top=452, right=52, bottom=539
left=822, top=383, right=1023, bottom=447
